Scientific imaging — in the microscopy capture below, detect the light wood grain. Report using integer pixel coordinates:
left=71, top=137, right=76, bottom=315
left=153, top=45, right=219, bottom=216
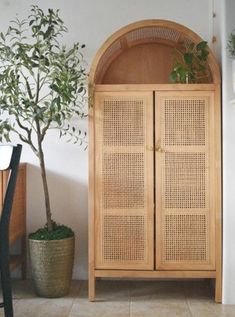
left=1, top=163, right=27, bottom=277
left=10, top=255, right=25, bottom=271
left=94, top=270, right=216, bottom=278
left=88, top=84, right=96, bottom=301
left=95, top=84, right=217, bottom=92
left=102, top=43, right=175, bottom=84
left=214, top=84, right=222, bottom=303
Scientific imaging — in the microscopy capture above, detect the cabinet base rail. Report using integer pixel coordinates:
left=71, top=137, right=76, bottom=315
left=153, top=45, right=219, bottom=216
left=94, top=269, right=216, bottom=278
left=89, top=269, right=221, bottom=303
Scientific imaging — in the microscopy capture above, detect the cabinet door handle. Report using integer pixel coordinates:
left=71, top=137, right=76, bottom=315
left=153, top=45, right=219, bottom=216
left=155, top=146, right=165, bottom=153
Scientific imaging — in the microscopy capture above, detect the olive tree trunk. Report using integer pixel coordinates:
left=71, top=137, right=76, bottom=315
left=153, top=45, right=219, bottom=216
left=37, top=140, right=53, bottom=232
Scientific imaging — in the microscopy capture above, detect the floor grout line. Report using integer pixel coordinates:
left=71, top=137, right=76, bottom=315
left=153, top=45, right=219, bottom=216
left=129, top=281, right=131, bottom=317
left=66, top=286, right=79, bottom=317
left=186, top=296, right=194, bottom=317
left=66, top=299, right=74, bottom=317
left=182, top=282, right=194, bottom=317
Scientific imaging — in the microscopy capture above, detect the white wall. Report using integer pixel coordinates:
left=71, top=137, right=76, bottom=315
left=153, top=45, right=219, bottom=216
left=0, top=0, right=217, bottom=280
left=221, top=0, right=235, bottom=305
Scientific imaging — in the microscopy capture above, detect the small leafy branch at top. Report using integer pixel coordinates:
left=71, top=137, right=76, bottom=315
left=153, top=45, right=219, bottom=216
left=169, top=41, right=210, bottom=83
left=227, top=31, right=235, bottom=58
left=0, top=6, right=87, bottom=233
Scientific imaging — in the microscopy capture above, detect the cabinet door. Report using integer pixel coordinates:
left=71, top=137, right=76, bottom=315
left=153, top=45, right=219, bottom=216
left=155, top=91, right=215, bottom=270
left=94, top=91, right=154, bottom=270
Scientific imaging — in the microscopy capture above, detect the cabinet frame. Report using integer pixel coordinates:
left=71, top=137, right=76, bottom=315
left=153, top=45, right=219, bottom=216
left=89, top=84, right=221, bottom=302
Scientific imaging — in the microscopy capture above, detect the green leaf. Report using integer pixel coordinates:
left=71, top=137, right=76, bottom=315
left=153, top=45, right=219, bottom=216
left=196, top=41, right=208, bottom=50
left=55, top=114, right=62, bottom=125
left=198, top=50, right=209, bottom=61
left=77, top=86, right=84, bottom=93
left=184, top=53, right=193, bottom=65
left=56, top=96, right=61, bottom=109
left=44, top=57, right=49, bottom=66
left=178, top=67, right=187, bottom=82
left=0, top=32, right=5, bottom=41
left=4, top=133, right=11, bottom=142
left=169, top=70, right=177, bottom=82
left=44, top=26, right=53, bottom=39
left=50, top=84, right=60, bottom=94
left=30, top=59, right=39, bottom=67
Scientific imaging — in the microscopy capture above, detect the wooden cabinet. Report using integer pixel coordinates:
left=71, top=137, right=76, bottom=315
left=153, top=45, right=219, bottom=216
left=0, top=163, right=27, bottom=277
left=89, top=20, right=221, bottom=302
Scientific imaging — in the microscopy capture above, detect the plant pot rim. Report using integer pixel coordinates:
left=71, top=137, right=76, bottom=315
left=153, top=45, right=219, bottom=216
left=28, top=236, right=75, bottom=243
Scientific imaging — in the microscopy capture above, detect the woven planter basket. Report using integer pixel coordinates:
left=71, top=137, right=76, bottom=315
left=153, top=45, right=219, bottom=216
left=29, top=236, right=75, bottom=298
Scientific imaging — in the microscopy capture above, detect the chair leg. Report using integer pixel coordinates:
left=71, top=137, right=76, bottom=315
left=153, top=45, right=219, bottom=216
left=1, top=259, right=13, bottom=317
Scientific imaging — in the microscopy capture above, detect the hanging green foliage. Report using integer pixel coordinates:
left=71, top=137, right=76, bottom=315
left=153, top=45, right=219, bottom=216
left=169, top=41, right=210, bottom=83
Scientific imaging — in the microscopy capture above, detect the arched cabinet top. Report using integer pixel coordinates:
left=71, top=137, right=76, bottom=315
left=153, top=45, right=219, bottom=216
left=89, top=19, right=220, bottom=85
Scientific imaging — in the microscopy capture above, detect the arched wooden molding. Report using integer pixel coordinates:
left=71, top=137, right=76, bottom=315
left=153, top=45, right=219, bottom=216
left=89, top=19, right=221, bottom=85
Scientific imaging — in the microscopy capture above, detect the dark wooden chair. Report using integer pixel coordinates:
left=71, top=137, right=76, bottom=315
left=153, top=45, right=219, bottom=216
left=0, top=144, right=22, bottom=317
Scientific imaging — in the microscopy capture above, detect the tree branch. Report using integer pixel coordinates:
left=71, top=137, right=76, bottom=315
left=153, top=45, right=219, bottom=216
left=15, top=131, right=38, bottom=156
left=41, top=118, right=52, bottom=142
left=25, top=77, right=33, bottom=99
left=35, top=63, right=41, bottom=104
left=15, top=117, right=30, bottom=133
left=38, top=92, right=51, bottom=103
left=15, top=117, right=38, bottom=154
left=39, top=74, right=49, bottom=91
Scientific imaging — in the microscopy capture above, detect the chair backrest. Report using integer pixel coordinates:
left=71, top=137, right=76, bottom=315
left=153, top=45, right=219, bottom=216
left=0, top=144, right=22, bottom=245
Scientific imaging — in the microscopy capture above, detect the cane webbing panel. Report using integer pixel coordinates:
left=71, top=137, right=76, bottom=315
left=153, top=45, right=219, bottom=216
left=156, top=92, right=214, bottom=270
left=103, top=215, right=145, bottom=261
left=126, top=27, right=181, bottom=44
left=163, top=214, right=208, bottom=262
left=95, top=91, right=154, bottom=270
left=103, top=99, right=144, bottom=146
left=103, top=153, right=144, bottom=208
left=164, top=152, right=208, bottom=209
left=164, top=99, right=206, bottom=146
left=95, top=39, right=122, bottom=84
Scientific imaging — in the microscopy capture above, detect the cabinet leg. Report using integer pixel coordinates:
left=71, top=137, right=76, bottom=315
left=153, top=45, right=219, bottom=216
left=215, top=274, right=222, bottom=303
left=89, top=273, right=95, bottom=301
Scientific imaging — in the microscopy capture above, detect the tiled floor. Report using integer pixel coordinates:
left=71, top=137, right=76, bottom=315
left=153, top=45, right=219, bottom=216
left=1, top=279, right=235, bottom=317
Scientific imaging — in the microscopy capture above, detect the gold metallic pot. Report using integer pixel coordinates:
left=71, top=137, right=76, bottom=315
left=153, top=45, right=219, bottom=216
left=29, top=236, right=75, bottom=298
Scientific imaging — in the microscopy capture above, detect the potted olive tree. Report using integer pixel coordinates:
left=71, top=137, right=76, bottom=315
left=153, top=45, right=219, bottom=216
left=0, top=6, right=87, bottom=297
